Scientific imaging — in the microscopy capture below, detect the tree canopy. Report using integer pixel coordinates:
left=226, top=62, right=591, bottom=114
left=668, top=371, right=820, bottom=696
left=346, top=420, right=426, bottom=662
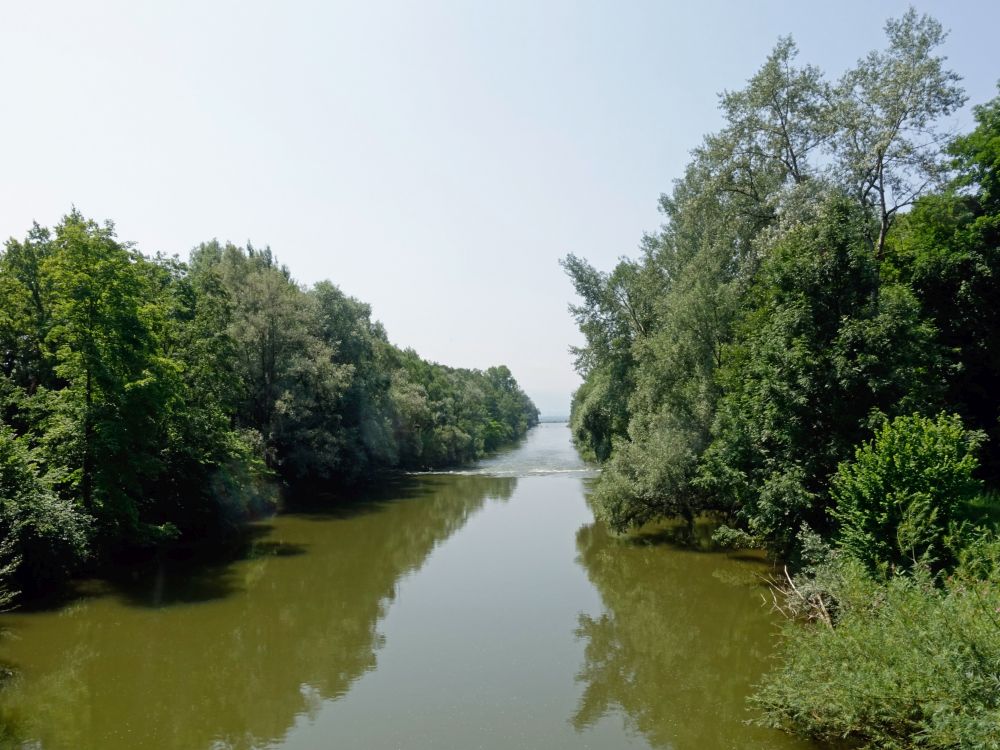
left=0, top=221, right=537, bottom=598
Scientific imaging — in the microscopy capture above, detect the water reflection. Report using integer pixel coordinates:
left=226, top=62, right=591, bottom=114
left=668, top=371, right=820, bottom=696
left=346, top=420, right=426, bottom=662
left=0, top=474, right=515, bottom=750
left=571, top=518, right=812, bottom=750
left=0, top=424, right=815, bottom=750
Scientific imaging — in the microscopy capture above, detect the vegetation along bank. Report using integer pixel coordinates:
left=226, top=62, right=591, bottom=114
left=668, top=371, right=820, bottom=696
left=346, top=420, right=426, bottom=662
left=565, top=10, right=1000, bottom=749
left=0, top=222, right=538, bottom=600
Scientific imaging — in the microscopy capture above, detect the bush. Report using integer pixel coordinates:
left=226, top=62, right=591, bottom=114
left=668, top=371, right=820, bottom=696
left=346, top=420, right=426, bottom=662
left=0, top=426, right=90, bottom=596
left=754, top=557, right=1000, bottom=749
left=831, top=413, right=984, bottom=573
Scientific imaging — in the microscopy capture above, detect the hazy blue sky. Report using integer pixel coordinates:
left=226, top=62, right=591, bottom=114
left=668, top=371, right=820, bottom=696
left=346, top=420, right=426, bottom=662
left=2, top=1, right=997, bottom=415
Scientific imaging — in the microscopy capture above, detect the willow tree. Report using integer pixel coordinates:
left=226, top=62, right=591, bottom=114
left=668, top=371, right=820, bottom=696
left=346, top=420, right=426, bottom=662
left=830, top=9, right=965, bottom=257
left=565, top=10, right=969, bottom=541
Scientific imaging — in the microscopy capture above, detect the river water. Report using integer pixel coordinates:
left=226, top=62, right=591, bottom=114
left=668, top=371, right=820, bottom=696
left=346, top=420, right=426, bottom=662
left=0, top=422, right=812, bottom=749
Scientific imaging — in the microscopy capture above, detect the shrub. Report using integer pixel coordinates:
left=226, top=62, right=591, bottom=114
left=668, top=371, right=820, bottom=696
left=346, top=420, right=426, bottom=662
left=0, top=426, right=90, bottom=596
left=754, top=558, right=1000, bottom=749
left=831, top=413, right=984, bottom=573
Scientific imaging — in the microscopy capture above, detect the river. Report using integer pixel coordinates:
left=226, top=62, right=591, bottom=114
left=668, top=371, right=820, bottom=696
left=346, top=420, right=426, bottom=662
left=0, top=422, right=813, bottom=749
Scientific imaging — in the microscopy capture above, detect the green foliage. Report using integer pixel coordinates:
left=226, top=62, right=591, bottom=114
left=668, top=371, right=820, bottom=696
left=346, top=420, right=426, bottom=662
left=957, top=530, right=1000, bottom=581
left=753, top=557, right=1000, bottom=750
left=952, top=89, right=1000, bottom=211
left=0, top=216, right=536, bottom=595
left=701, top=197, right=943, bottom=554
left=386, top=350, right=537, bottom=469
left=746, top=85, right=1000, bottom=750
left=831, top=413, right=984, bottom=573
left=592, top=418, right=703, bottom=529
left=568, top=371, right=621, bottom=462
left=830, top=9, right=965, bottom=256
left=41, top=212, right=181, bottom=541
left=0, top=424, right=89, bottom=597
left=887, top=88, right=1000, bottom=478
left=716, top=36, right=829, bottom=187
left=563, top=11, right=986, bottom=567
left=560, top=21, right=1000, bottom=749
left=562, top=254, right=643, bottom=461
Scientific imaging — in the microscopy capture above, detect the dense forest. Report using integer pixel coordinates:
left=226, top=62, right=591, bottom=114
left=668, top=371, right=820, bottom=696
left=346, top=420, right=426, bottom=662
left=0, top=224, right=537, bottom=600
left=565, top=10, right=1000, bottom=749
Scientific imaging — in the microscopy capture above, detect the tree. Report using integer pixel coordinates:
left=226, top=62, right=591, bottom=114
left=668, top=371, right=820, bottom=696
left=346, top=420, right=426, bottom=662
left=562, top=254, right=648, bottom=460
left=887, top=89, right=1000, bottom=478
left=830, top=9, right=965, bottom=257
left=0, top=211, right=538, bottom=593
left=41, top=211, right=178, bottom=542
left=311, top=281, right=397, bottom=475
left=0, top=424, right=89, bottom=596
left=717, top=36, right=830, bottom=188
left=564, top=10, right=969, bottom=553
left=701, top=197, right=943, bottom=554
left=0, top=223, right=54, bottom=395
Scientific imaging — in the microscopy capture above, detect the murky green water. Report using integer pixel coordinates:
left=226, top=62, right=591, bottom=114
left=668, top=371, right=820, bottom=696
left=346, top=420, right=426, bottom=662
left=0, top=423, right=813, bottom=749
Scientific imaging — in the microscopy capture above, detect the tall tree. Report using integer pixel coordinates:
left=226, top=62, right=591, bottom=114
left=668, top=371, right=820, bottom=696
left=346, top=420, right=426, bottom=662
left=717, top=36, right=830, bottom=188
left=41, top=211, right=178, bottom=541
left=830, top=9, right=965, bottom=257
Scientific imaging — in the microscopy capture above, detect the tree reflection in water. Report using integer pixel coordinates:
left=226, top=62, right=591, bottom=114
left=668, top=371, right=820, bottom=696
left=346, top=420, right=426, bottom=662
left=571, top=517, right=813, bottom=750
left=0, top=474, right=515, bottom=750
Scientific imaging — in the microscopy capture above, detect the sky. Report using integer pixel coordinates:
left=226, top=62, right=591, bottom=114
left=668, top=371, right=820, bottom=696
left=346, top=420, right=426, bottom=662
left=1, top=1, right=997, bottom=416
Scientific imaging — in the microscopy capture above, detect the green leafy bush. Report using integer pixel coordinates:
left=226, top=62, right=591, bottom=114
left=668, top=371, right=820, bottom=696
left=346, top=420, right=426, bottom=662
left=753, top=557, right=1000, bottom=750
left=0, top=426, right=90, bottom=597
left=831, top=413, right=983, bottom=572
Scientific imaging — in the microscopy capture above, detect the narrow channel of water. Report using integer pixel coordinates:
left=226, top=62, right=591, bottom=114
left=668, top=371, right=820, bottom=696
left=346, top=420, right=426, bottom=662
left=0, top=423, right=813, bottom=749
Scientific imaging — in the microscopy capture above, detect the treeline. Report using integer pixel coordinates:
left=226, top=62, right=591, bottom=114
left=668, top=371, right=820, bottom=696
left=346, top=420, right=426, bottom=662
left=566, top=10, right=999, bottom=749
left=0, top=222, right=537, bottom=597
